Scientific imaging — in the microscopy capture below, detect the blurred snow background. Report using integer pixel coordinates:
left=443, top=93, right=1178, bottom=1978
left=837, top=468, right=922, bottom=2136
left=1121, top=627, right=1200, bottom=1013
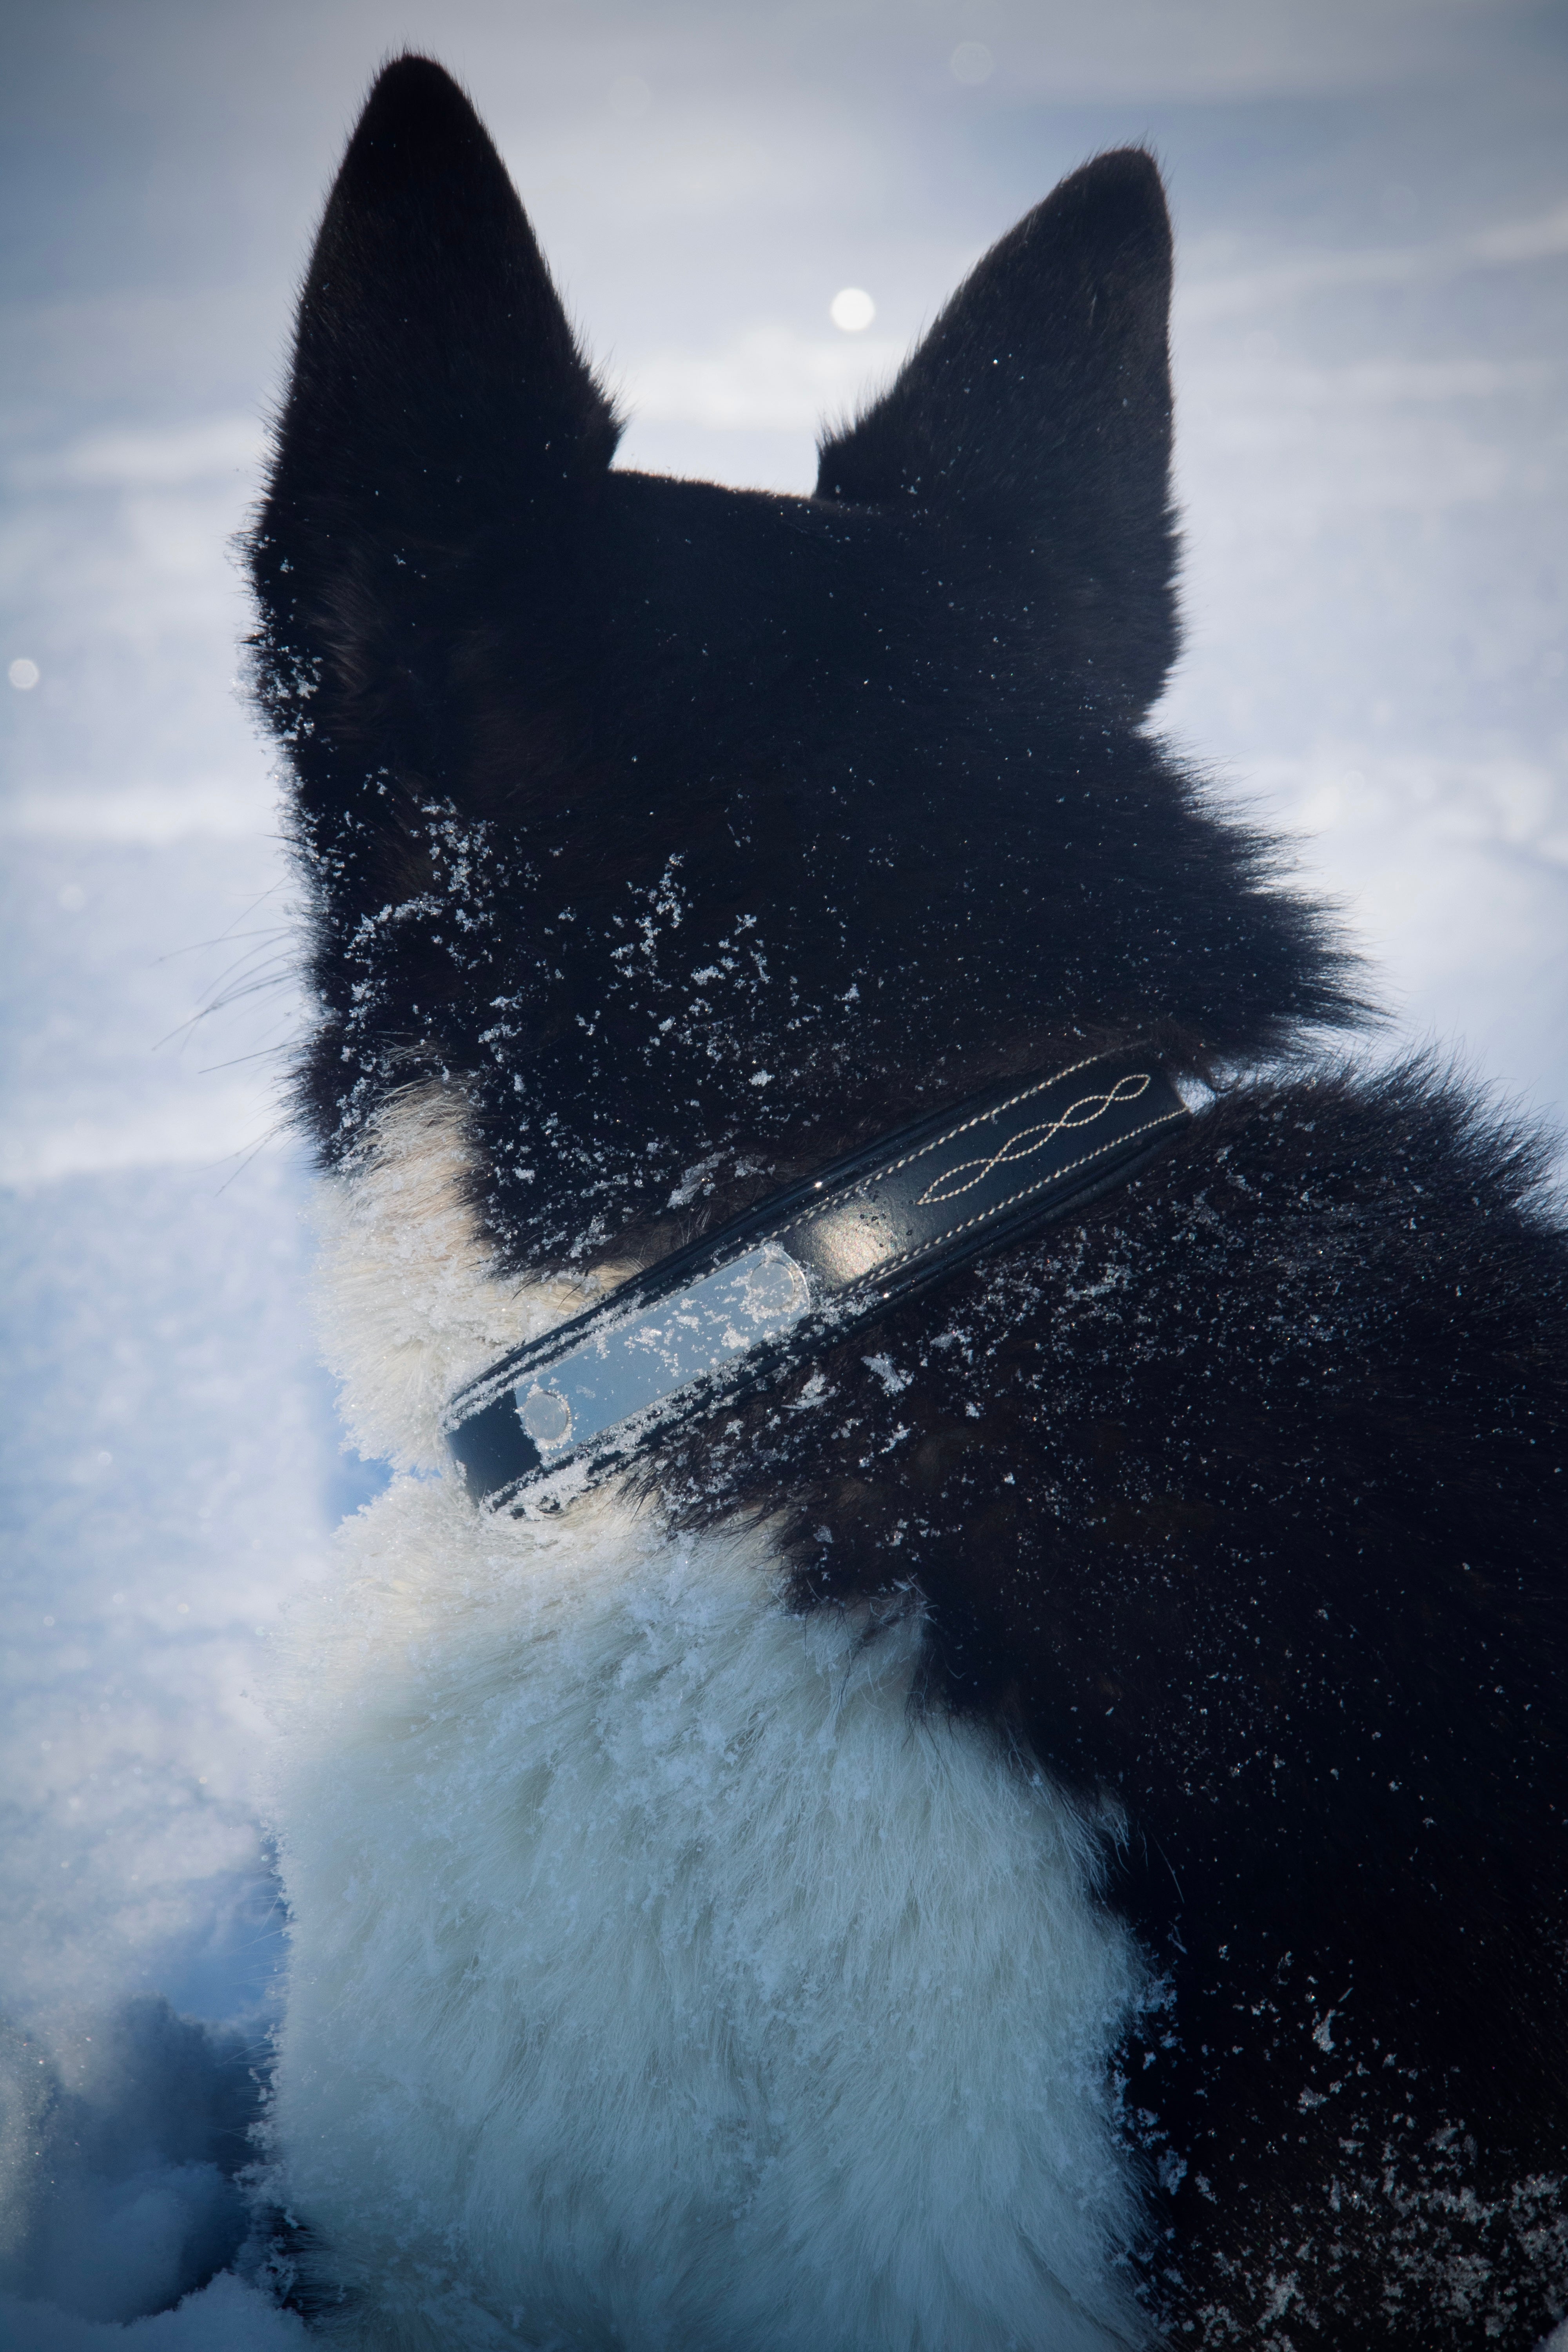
left=0, top=0, right=1564, bottom=2339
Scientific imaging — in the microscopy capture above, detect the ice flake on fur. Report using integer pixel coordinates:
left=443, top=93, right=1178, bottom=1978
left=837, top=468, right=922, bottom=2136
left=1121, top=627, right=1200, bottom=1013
left=313, top=1085, right=626, bottom=1470
left=266, top=1473, right=1150, bottom=2349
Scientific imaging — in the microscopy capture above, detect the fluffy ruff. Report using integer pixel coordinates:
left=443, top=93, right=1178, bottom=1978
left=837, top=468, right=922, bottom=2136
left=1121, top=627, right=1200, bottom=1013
left=267, top=1110, right=1150, bottom=2350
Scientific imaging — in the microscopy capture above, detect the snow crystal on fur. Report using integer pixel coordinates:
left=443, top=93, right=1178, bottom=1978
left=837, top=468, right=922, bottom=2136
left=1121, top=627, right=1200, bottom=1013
left=266, top=1441, right=1150, bottom=2349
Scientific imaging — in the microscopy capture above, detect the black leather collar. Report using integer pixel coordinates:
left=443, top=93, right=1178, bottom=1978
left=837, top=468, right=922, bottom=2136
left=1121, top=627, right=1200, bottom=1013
left=445, top=1046, right=1191, bottom=1510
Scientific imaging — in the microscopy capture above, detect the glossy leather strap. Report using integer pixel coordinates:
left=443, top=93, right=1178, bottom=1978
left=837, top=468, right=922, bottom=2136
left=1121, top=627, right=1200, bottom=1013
left=446, top=1047, right=1191, bottom=1509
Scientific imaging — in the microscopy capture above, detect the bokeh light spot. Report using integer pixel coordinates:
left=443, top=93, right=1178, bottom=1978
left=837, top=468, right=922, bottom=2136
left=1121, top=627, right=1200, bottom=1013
left=950, top=41, right=994, bottom=84
left=829, top=287, right=876, bottom=333
left=9, top=656, right=40, bottom=689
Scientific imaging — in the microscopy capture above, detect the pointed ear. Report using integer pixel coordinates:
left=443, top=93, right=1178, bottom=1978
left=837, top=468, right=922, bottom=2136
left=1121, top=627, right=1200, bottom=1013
left=817, top=149, right=1176, bottom=712
left=252, top=54, right=617, bottom=685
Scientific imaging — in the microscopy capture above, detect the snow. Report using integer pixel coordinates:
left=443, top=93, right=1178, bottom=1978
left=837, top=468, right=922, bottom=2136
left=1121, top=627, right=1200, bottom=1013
left=2, top=0, right=1564, bottom=2340
left=0, top=2273, right=305, bottom=2350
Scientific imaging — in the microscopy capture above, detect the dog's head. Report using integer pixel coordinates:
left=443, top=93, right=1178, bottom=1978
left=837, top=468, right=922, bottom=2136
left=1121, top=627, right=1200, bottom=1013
left=252, top=55, right=1353, bottom=1277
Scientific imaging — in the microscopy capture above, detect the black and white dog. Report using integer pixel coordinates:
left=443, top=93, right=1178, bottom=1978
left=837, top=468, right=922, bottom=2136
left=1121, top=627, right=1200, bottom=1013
left=249, top=55, right=1568, bottom=2350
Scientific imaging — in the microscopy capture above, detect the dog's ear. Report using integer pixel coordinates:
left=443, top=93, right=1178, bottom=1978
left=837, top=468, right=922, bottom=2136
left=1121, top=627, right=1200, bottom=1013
left=816, top=149, right=1176, bottom=712
left=252, top=54, right=617, bottom=697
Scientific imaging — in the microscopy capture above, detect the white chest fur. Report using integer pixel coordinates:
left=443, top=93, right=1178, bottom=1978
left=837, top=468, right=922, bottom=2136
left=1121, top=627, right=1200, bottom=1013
left=265, top=1095, right=1151, bottom=2349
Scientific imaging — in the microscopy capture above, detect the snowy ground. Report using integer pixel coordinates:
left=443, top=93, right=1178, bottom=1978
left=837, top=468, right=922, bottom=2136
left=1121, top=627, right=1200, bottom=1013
left=2, top=0, right=1564, bottom=2340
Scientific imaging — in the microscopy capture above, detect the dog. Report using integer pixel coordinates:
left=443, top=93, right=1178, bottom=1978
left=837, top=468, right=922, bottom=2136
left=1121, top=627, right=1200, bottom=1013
left=248, top=53, right=1568, bottom=2349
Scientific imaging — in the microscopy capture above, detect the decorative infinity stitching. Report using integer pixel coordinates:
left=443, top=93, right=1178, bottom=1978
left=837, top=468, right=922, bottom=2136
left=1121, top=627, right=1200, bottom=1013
left=912, top=1073, right=1152, bottom=1206
left=860, top=1108, right=1188, bottom=1283
left=778, top=1050, right=1121, bottom=1239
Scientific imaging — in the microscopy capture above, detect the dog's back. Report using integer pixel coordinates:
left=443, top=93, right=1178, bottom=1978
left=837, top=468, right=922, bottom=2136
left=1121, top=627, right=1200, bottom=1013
left=251, top=56, right=1568, bottom=2348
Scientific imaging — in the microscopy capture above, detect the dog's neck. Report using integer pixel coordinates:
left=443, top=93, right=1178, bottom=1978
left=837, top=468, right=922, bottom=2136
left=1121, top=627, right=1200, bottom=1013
left=443, top=1046, right=1193, bottom=1511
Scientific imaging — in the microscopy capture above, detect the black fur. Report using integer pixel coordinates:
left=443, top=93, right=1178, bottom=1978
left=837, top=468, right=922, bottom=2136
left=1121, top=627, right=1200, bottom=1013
left=250, top=55, right=1568, bottom=2348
